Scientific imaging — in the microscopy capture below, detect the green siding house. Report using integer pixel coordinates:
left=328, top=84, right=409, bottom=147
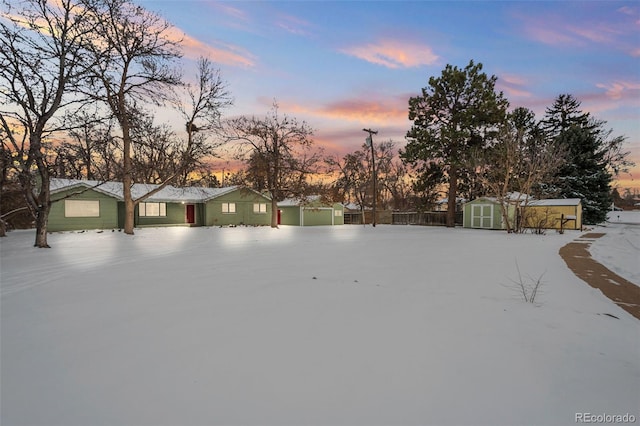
left=204, top=187, right=271, bottom=226
left=277, top=196, right=344, bottom=226
left=48, top=179, right=272, bottom=231
left=49, top=182, right=120, bottom=232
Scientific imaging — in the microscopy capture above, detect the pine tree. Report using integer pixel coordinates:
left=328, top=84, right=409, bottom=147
left=401, top=60, right=509, bottom=227
left=541, top=94, right=596, bottom=138
left=541, top=94, right=612, bottom=224
left=554, top=126, right=611, bottom=224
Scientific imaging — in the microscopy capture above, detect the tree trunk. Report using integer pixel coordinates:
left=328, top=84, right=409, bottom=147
left=446, top=165, right=458, bottom=227
left=34, top=206, right=50, bottom=248
left=270, top=197, right=278, bottom=228
left=500, top=199, right=513, bottom=233
left=122, top=122, right=135, bottom=235
left=33, top=166, right=51, bottom=247
left=123, top=181, right=135, bottom=234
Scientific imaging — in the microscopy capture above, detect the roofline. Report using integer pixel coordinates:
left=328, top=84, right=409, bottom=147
left=50, top=179, right=272, bottom=203
left=201, top=185, right=271, bottom=202
left=50, top=179, right=124, bottom=201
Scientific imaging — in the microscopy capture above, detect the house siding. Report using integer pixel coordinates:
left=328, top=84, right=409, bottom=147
left=278, top=205, right=301, bottom=226
left=135, top=202, right=203, bottom=227
left=522, top=203, right=582, bottom=230
left=49, top=188, right=119, bottom=231
left=278, top=202, right=344, bottom=226
left=333, top=203, right=345, bottom=225
left=205, top=188, right=271, bottom=226
left=301, top=208, right=333, bottom=226
left=463, top=199, right=509, bottom=230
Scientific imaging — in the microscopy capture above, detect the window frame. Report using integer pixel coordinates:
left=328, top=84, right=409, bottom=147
left=253, top=203, right=267, bottom=214
left=64, top=200, right=100, bottom=218
left=139, top=202, right=167, bottom=217
left=222, top=202, right=236, bottom=214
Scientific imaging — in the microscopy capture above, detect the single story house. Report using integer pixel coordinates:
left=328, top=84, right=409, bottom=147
left=520, top=198, right=582, bottom=231
left=48, top=178, right=272, bottom=231
left=277, top=196, right=344, bottom=226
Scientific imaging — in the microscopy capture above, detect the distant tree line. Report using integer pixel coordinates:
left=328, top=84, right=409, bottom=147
left=1, top=1, right=634, bottom=245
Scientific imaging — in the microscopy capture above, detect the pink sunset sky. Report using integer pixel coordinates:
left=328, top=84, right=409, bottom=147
left=143, top=0, right=640, bottom=192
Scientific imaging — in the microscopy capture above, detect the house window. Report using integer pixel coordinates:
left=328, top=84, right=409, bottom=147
left=334, top=210, right=343, bottom=217
left=65, top=200, right=100, bottom=217
left=253, top=203, right=267, bottom=213
left=139, top=202, right=166, bottom=217
left=222, top=202, right=236, bottom=214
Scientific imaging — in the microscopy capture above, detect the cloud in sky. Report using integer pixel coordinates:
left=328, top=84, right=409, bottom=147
left=497, top=73, right=534, bottom=101
left=275, top=13, right=314, bottom=37
left=213, top=3, right=249, bottom=23
left=317, top=97, right=408, bottom=124
left=165, top=27, right=256, bottom=68
left=340, top=39, right=439, bottom=69
left=596, top=80, right=640, bottom=102
left=516, top=6, right=638, bottom=54
left=260, top=94, right=408, bottom=127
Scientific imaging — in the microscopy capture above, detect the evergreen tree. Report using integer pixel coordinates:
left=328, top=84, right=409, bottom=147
left=542, top=94, right=612, bottom=224
left=540, top=94, right=596, bottom=138
left=401, top=60, right=509, bottom=227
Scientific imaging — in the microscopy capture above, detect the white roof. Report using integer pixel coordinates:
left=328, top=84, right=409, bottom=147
left=278, top=195, right=322, bottom=207
left=469, top=192, right=531, bottom=204
left=437, top=197, right=467, bottom=204
left=50, top=178, right=246, bottom=203
left=343, top=202, right=367, bottom=211
left=523, top=198, right=581, bottom=207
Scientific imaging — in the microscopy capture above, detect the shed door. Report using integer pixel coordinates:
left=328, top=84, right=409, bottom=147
left=186, top=204, right=195, bottom=224
left=472, top=204, right=493, bottom=229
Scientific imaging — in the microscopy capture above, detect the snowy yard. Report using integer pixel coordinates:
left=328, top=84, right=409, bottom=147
left=1, top=217, right=639, bottom=426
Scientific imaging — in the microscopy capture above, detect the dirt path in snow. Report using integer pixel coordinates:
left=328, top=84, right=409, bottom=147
left=559, top=232, right=640, bottom=320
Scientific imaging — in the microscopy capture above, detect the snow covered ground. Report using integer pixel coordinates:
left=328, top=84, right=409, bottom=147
left=588, top=211, right=640, bottom=285
left=1, top=220, right=639, bottom=426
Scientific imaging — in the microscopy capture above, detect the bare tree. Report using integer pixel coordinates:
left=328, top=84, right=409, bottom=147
left=225, top=102, right=319, bottom=227
left=327, top=149, right=369, bottom=210
left=83, top=0, right=182, bottom=234
left=128, top=111, right=181, bottom=183
left=174, top=57, right=233, bottom=185
left=328, top=140, right=411, bottom=213
left=0, top=0, right=97, bottom=247
left=63, top=112, right=120, bottom=181
left=381, top=158, right=413, bottom=211
left=476, top=107, right=564, bottom=232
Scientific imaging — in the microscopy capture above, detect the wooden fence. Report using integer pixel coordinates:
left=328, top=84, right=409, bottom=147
left=391, top=211, right=463, bottom=226
left=344, top=210, right=463, bottom=226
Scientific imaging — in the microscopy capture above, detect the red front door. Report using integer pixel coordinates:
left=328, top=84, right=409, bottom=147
left=186, top=204, right=195, bottom=224
left=277, top=209, right=282, bottom=225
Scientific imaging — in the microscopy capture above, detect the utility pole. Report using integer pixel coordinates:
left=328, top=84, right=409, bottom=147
left=363, top=128, right=378, bottom=227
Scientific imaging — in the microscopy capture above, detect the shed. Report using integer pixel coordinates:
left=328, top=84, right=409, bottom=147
left=463, top=197, right=515, bottom=230
left=278, top=196, right=344, bottom=226
left=521, top=198, right=582, bottom=230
